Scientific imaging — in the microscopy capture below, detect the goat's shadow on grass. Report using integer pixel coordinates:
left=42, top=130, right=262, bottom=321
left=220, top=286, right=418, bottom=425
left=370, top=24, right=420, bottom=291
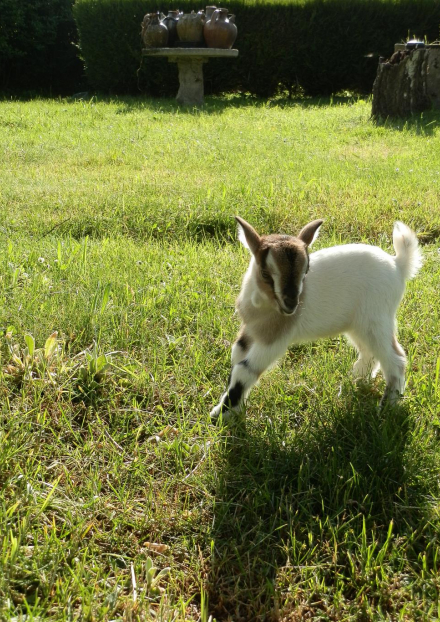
left=207, top=392, right=433, bottom=620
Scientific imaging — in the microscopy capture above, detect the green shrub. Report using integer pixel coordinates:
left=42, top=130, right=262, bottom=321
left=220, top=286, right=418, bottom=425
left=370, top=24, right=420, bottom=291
left=74, top=0, right=440, bottom=97
left=0, top=0, right=85, bottom=95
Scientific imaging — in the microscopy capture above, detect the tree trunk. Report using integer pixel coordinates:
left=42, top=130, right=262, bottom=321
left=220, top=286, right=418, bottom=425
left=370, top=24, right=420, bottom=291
left=372, top=47, right=440, bottom=119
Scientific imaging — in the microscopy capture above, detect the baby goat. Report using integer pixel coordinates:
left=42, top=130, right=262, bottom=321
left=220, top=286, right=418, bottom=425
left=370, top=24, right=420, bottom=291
left=211, top=217, right=422, bottom=422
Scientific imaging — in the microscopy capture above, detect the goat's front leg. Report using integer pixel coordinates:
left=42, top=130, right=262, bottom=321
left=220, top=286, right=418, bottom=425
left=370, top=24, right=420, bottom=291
left=210, top=334, right=288, bottom=424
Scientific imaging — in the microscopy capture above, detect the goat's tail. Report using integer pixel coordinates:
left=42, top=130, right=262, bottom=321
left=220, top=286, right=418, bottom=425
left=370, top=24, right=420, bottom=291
left=393, top=221, right=423, bottom=281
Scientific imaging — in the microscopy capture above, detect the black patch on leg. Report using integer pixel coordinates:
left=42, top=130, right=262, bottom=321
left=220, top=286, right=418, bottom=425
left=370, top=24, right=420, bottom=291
left=226, top=381, right=244, bottom=408
left=226, top=359, right=249, bottom=388
left=237, top=335, right=250, bottom=351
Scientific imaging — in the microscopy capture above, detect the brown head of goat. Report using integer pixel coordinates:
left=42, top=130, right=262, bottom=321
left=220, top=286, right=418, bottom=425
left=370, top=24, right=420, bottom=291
left=236, top=216, right=324, bottom=316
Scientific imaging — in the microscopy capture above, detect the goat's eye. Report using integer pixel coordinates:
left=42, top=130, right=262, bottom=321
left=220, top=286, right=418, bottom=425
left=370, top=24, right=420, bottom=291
left=260, top=269, right=273, bottom=285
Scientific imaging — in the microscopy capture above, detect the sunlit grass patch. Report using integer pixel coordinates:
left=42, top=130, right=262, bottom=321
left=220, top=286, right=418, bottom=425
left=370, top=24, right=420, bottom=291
left=0, top=96, right=440, bottom=620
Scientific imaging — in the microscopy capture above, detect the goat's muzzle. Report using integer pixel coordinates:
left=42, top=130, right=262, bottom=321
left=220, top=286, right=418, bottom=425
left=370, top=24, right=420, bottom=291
left=278, top=297, right=299, bottom=316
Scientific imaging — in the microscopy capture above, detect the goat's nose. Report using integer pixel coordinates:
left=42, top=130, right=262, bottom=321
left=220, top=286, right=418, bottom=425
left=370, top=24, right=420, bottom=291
left=282, top=297, right=298, bottom=314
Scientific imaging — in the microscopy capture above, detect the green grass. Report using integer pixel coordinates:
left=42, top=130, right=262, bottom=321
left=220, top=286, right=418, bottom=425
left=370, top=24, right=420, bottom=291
left=1, top=94, right=440, bottom=620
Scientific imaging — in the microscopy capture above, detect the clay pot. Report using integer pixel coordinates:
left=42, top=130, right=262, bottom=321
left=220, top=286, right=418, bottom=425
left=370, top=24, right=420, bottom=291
left=205, top=5, right=217, bottom=20
left=141, top=13, right=151, bottom=44
left=162, top=10, right=180, bottom=47
left=142, top=12, right=169, bottom=48
left=176, top=11, right=206, bottom=45
left=204, top=8, right=237, bottom=49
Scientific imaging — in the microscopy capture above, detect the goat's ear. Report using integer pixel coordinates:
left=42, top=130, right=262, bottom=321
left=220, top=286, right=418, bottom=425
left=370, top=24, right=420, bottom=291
left=235, top=216, right=261, bottom=255
left=298, top=219, right=324, bottom=247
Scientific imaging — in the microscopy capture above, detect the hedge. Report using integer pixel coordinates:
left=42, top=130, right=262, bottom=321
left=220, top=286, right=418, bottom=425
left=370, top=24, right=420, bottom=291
left=0, top=0, right=85, bottom=95
left=72, top=0, right=440, bottom=97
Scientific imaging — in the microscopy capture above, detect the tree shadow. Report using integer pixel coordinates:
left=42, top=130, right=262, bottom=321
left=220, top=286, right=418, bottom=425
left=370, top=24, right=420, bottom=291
left=54, top=92, right=440, bottom=137
left=207, top=391, right=434, bottom=620
left=4, top=91, right=439, bottom=136
left=54, top=92, right=364, bottom=115
left=371, top=107, right=440, bottom=136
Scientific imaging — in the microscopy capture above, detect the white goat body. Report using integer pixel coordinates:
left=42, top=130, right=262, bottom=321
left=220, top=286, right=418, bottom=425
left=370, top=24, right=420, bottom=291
left=211, top=219, right=422, bottom=422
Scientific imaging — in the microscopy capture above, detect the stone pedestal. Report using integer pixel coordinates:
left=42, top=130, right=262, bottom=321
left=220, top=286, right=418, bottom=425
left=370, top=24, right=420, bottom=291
left=372, top=45, right=440, bottom=119
left=142, top=48, right=238, bottom=106
left=175, top=57, right=207, bottom=106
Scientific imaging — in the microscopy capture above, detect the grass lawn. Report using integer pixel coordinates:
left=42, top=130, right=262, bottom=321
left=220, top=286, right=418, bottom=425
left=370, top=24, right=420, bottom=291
left=1, top=94, right=440, bottom=620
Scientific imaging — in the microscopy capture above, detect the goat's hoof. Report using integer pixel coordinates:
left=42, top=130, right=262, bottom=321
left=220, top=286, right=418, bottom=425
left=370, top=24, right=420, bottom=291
left=379, top=388, right=402, bottom=411
left=210, top=403, right=233, bottom=425
left=210, top=404, right=222, bottom=422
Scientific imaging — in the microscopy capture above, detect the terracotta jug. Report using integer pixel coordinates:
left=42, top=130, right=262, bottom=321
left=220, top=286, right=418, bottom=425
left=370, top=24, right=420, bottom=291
left=203, top=8, right=237, bottom=49
left=176, top=10, right=206, bottom=45
left=162, top=10, right=180, bottom=47
left=141, top=13, right=151, bottom=45
left=205, top=5, right=217, bottom=20
left=142, top=12, right=169, bottom=48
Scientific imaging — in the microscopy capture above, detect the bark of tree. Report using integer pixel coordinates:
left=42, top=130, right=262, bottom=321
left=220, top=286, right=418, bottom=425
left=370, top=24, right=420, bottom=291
left=372, top=47, right=440, bottom=119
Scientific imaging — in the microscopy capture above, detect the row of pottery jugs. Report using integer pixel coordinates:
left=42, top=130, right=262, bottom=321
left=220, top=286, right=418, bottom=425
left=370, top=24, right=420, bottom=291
left=204, top=8, right=237, bottom=49
left=142, top=12, right=169, bottom=48
left=142, top=7, right=237, bottom=49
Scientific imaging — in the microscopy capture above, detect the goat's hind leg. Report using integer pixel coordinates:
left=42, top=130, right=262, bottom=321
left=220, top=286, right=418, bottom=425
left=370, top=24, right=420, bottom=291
left=355, top=328, right=406, bottom=407
left=348, top=335, right=379, bottom=380
left=377, top=335, right=407, bottom=407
